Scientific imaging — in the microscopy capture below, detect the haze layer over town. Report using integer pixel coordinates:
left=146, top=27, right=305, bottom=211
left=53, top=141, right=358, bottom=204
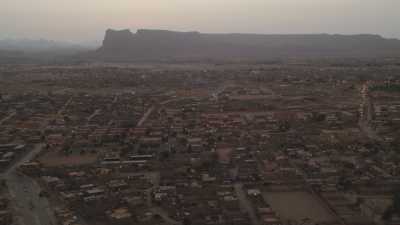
left=1, top=1, right=400, bottom=225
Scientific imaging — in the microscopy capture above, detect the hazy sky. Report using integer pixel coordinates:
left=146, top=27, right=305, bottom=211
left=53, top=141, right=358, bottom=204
left=1, top=0, right=399, bottom=43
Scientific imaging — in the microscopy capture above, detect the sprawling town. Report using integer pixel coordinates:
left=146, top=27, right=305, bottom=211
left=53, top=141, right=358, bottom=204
left=0, top=63, right=400, bottom=225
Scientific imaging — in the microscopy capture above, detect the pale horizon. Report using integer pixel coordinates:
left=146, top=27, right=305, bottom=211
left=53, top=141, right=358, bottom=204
left=1, top=0, right=399, bottom=43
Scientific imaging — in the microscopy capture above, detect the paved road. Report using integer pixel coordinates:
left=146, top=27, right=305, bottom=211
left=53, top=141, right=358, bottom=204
left=7, top=172, right=55, bottom=225
left=86, top=109, right=101, bottom=124
left=234, top=183, right=260, bottom=225
left=359, top=82, right=381, bottom=141
left=137, top=106, right=155, bottom=127
left=150, top=207, right=181, bottom=225
left=1, top=144, right=56, bottom=225
left=0, top=111, right=16, bottom=125
left=3, top=144, right=44, bottom=177
left=57, top=97, right=73, bottom=115
left=0, top=144, right=56, bottom=225
left=0, top=97, right=74, bottom=225
left=136, top=97, right=189, bottom=127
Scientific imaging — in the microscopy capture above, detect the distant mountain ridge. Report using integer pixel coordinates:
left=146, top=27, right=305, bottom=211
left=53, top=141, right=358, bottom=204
left=0, top=39, right=87, bottom=52
left=0, top=39, right=96, bottom=64
left=91, top=29, right=400, bottom=61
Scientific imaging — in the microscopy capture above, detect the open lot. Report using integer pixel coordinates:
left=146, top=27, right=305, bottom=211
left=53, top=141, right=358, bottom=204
left=263, top=191, right=336, bottom=223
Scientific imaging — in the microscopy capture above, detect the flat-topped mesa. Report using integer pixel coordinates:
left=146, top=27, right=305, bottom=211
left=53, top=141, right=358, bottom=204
left=136, top=29, right=200, bottom=37
left=102, top=29, right=200, bottom=49
left=102, top=29, right=135, bottom=51
left=95, top=28, right=400, bottom=61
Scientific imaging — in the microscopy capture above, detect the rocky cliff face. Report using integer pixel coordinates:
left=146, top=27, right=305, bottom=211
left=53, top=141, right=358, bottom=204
left=102, top=29, right=134, bottom=51
left=93, top=29, right=400, bottom=61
